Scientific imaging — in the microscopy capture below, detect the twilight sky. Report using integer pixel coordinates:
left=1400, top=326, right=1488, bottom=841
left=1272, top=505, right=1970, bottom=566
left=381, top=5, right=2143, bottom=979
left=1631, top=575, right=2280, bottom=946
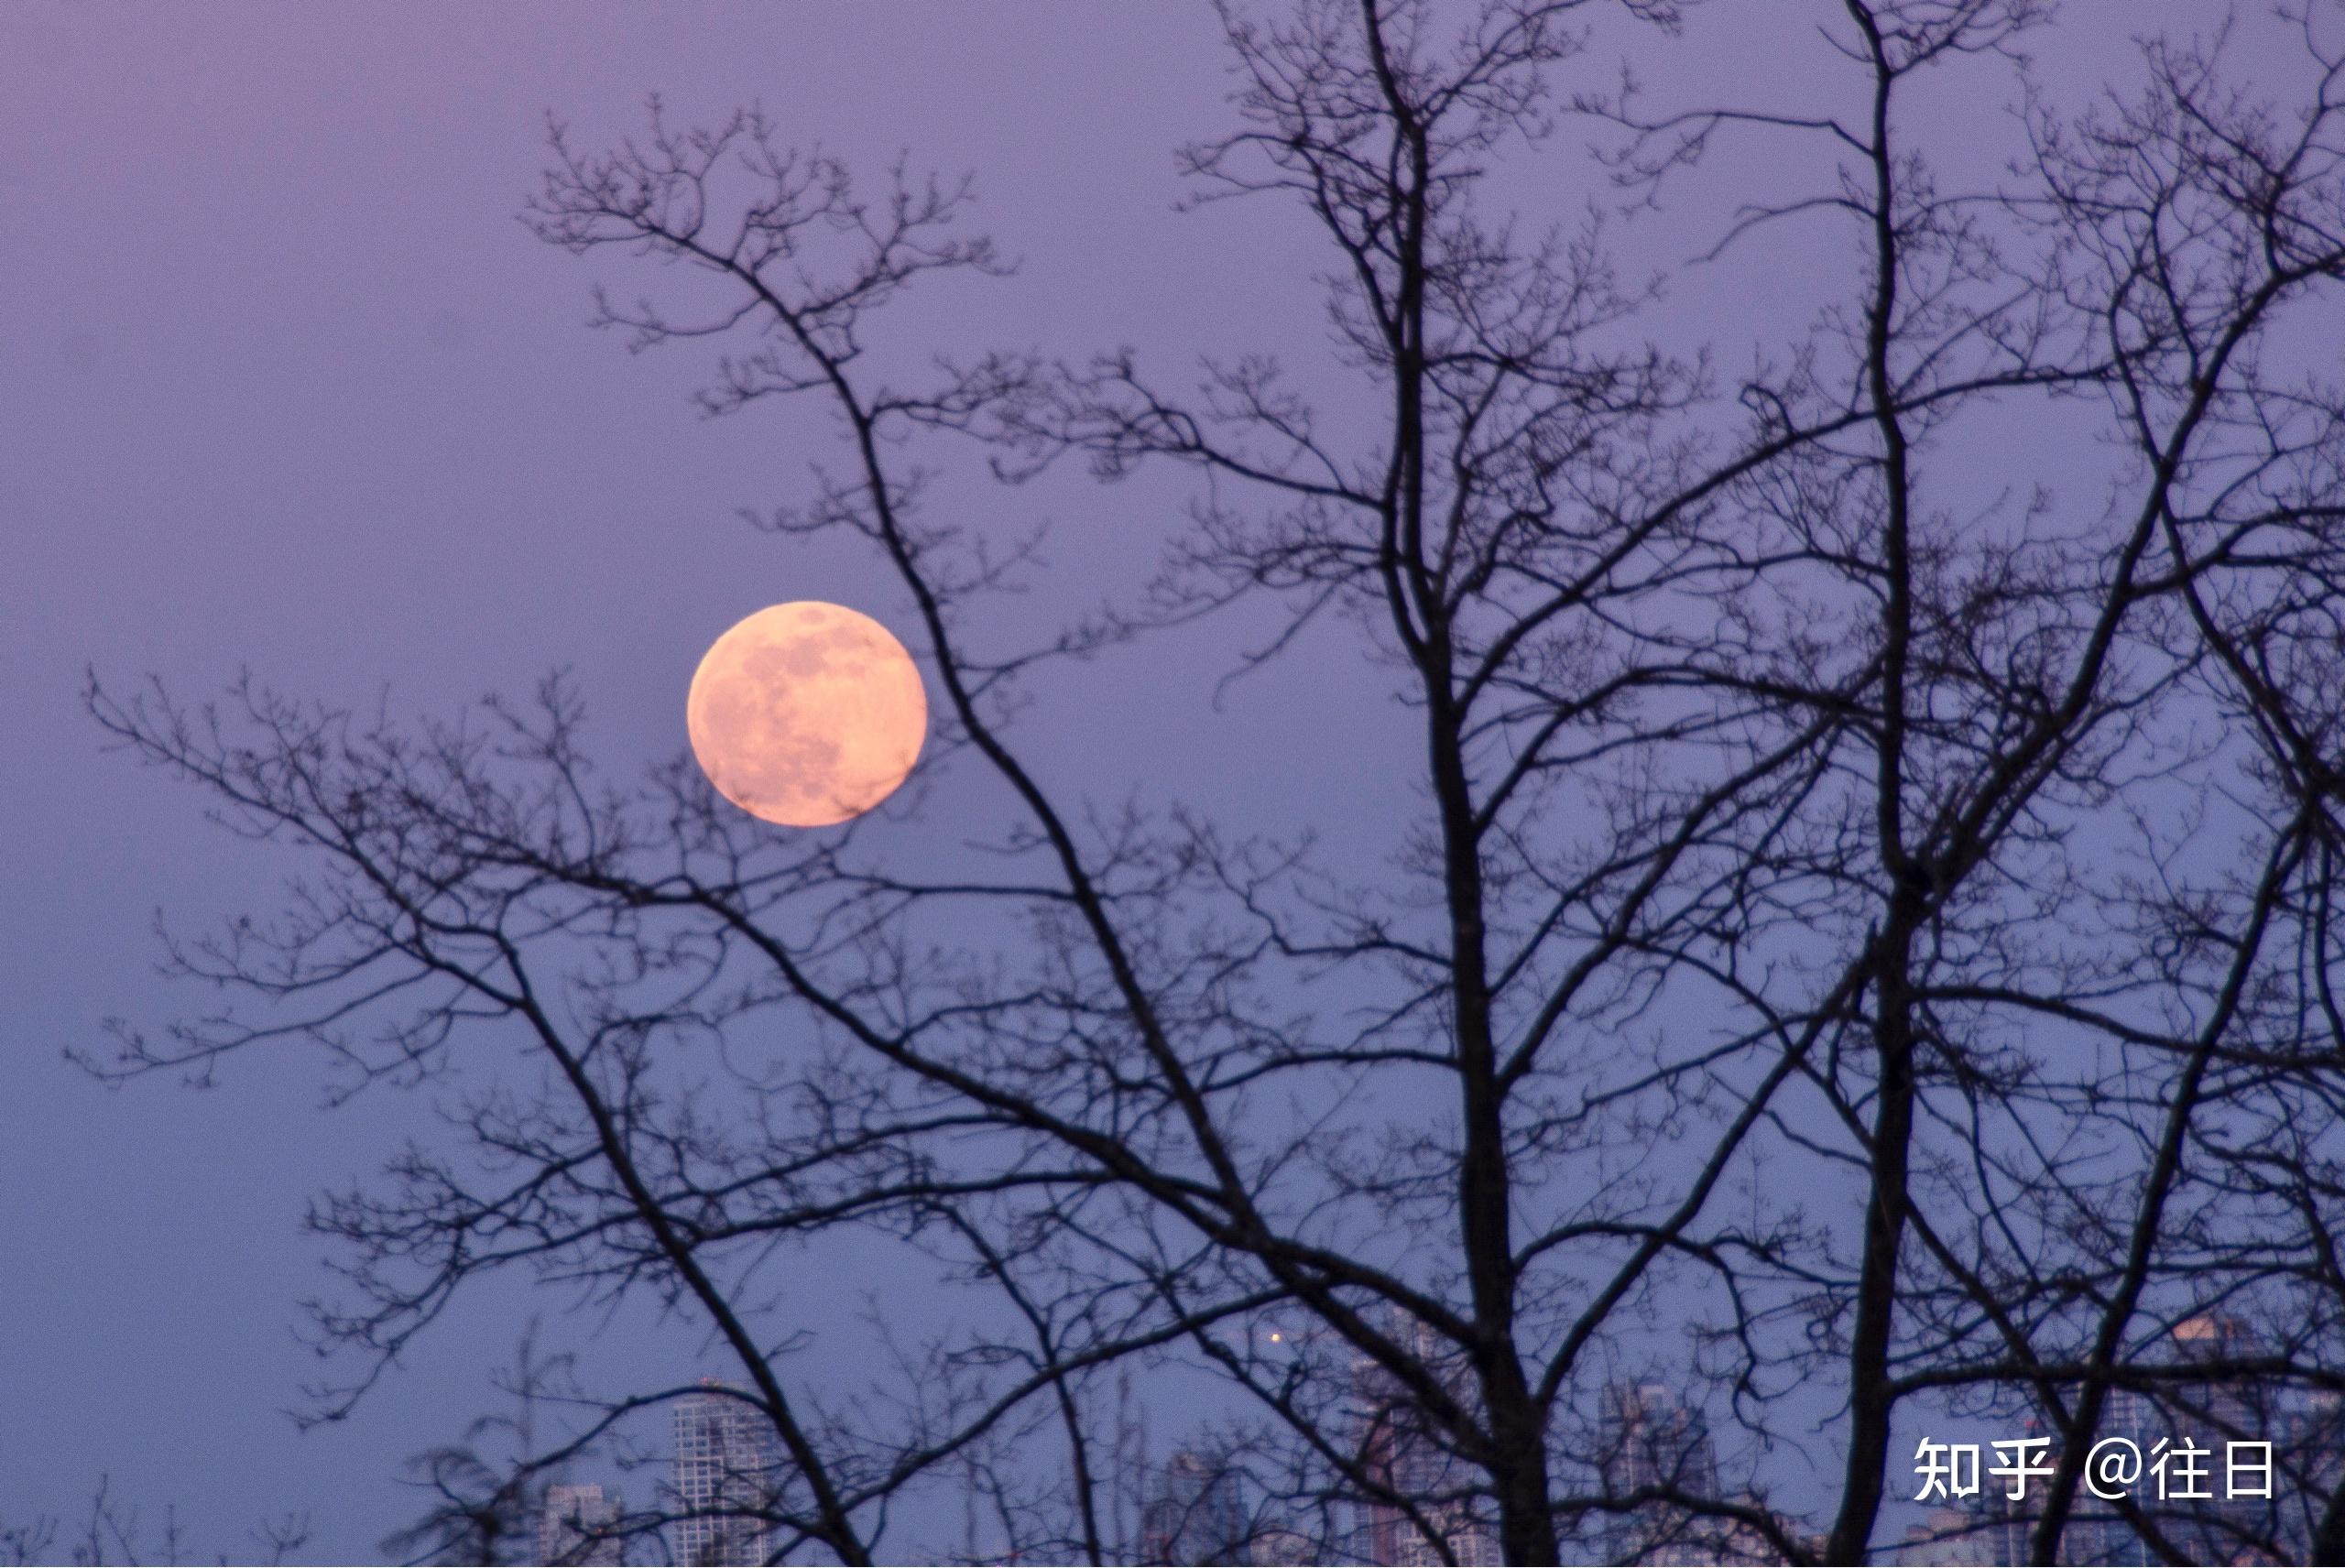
left=0, top=2, right=2307, bottom=1560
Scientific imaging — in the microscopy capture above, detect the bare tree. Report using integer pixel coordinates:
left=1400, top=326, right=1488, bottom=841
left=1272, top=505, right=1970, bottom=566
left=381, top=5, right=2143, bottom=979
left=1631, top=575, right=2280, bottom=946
left=87, top=0, right=2345, bottom=1562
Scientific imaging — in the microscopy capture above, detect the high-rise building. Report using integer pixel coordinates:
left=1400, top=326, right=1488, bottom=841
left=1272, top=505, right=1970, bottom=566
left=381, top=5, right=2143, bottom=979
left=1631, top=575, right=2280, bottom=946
left=2065, top=1390, right=2158, bottom=1568
left=1600, top=1381, right=1723, bottom=1500
left=1140, top=1449, right=1252, bottom=1564
left=1350, top=1315, right=1500, bottom=1566
left=1598, top=1381, right=1733, bottom=1564
left=2167, top=1313, right=2285, bottom=1565
left=2062, top=1314, right=2287, bottom=1567
left=671, top=1381, right=780, bottom=1567
left=538, top=1482, right=623, bottom=1567
left=2278, top=1388, right=2345, bottom=1562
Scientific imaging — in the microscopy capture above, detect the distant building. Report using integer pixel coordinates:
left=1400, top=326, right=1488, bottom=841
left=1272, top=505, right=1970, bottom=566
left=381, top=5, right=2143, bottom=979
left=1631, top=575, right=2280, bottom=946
left=2278, top=1388, right=2345, bottom=1562
left=1140, top=1449, right=1251, bottom=1564
left=671, top=1381, right=780, bottom=1566
left=537, top=1482, right=622, bottom=1567
left=1600, top=1381, right=1759, bottom=1564
left=2059, top=1314, right=2279, bottom=1566
left=2065, top=1389, right=2157, bottom=1568
left=1350, top=1315, right=1500, bottom=1566
left=1601, top=1381, right=1723, bottom=1500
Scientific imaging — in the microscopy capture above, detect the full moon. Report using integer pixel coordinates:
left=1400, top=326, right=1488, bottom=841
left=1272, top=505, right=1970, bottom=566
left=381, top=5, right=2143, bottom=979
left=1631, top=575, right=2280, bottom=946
left=686, top=602, right=929, bottom=827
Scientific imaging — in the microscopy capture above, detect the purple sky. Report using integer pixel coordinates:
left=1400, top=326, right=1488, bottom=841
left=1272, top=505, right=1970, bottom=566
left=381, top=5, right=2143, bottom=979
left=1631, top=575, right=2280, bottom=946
left=0, top=2, right=2306, bottom=1560
left=0, top=5, right=1352, bottom=1555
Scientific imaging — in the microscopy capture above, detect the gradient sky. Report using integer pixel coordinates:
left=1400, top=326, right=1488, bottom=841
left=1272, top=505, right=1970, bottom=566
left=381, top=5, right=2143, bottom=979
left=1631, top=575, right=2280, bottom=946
left=0, top=3, right=2307, bottom=1560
